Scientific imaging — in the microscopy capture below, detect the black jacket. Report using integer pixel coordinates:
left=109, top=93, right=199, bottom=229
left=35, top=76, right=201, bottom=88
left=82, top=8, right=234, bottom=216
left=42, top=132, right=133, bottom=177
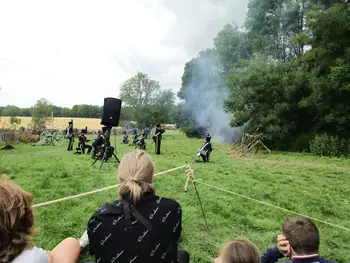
left=92, top=135, right=104, bottom=148
left=261, top=246, right=336, bottom=263
left=87, top=193, right=182, bottom=263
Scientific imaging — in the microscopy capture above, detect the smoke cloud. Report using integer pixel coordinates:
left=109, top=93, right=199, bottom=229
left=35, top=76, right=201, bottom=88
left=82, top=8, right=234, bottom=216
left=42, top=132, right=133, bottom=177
left=182, top=56, right=241, bottom=143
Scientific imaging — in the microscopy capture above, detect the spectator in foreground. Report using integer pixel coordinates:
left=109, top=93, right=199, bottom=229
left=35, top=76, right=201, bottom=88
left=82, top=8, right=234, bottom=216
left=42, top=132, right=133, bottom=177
left=261, top=217, right=336, bottom=263
left=0, top=178, right=81, bottom=263
left=215, top=238, right=261, bottom=263
left=84, top=149, right=189, bottom=263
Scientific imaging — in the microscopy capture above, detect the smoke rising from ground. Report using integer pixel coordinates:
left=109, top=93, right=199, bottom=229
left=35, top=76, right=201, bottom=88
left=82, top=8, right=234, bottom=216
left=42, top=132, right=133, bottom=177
left=182, top=56, right=241, bottom=143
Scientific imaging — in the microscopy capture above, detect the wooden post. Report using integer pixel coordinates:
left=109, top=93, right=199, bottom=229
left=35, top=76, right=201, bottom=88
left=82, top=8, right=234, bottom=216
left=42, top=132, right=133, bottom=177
left=51, top=112, right=54, bottom=130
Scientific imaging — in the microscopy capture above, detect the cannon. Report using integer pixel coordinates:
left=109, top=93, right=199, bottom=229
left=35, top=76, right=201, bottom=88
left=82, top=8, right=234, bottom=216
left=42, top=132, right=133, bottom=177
left=32, top=131, right=64, bottom=146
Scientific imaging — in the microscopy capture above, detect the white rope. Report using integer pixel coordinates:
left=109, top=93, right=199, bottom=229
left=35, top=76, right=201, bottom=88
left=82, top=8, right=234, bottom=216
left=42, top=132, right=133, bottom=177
left=196, top=181, right=350, bottom=232
left=33, top=165, right=187, bottom=208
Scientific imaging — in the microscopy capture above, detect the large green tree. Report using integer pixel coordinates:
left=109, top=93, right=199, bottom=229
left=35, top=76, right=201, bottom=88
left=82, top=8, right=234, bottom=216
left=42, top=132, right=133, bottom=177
left=245, top=0, right=311, bottom=60
left=30, top=98, right=52, bottom=131
left=297, top=2, right=350, bottom=137
left=178, top=0, right=350, bottom=155
left=225, top=1, right=350, bottom=150
left=120, top=72, right=175, bottom=127
left=213, top=25, right=252, bottom=77
left=120, top=72, right=161, bottom=109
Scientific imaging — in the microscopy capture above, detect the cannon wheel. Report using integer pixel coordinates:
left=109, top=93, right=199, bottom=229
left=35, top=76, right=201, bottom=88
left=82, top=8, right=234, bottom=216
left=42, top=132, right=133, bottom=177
left=40, top=131, right=50, bottom=141
left=52, top=132, right=64, bottom=146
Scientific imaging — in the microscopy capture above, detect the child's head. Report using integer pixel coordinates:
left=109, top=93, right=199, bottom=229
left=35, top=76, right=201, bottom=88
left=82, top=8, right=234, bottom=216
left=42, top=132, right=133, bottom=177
left=283, top=217, right=320, bottom=256
left=0, top=179, right=35, bottom=262
left=217, top=238, right=260, bottom=263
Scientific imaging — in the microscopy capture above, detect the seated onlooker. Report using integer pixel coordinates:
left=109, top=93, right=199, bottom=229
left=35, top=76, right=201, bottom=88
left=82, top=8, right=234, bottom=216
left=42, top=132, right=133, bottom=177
left=261, top=217, right=336, bottom=263
left=84, top=150, right=189, bottom=263
left=215, top=238, right=260, bottom=263
left=0, top=178, right=81, bottom=263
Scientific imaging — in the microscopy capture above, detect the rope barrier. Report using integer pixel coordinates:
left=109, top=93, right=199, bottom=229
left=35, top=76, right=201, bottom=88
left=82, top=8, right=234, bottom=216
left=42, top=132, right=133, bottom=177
left=33, top=163, right=349, bottom=232
left=33, top=164, right=187, bottom=208
left=195, top=181, right=350, bottom=232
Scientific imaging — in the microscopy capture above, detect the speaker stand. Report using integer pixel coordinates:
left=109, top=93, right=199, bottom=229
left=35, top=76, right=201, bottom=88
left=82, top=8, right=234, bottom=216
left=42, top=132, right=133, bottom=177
left=92, top=146, right=120, bottom=170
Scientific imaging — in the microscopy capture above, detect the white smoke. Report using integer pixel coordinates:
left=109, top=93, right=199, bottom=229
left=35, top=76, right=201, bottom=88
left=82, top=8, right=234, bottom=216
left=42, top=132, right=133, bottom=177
left=182, top=56, right=241, bottom=143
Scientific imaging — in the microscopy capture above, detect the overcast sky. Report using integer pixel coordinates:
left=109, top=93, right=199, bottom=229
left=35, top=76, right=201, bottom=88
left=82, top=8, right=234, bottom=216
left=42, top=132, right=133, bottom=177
left=0, top=0, right=248, bottom=108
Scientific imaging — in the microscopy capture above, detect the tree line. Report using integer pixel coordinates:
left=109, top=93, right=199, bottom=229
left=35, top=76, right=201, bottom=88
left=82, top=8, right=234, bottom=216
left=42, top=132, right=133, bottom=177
left=1, top=104, right=103, bottom=119
left=176, top=0, right=350, bottom=157
left=0, top=99, right=173, bottom=124
left=1, top=72, right=177, bottom=130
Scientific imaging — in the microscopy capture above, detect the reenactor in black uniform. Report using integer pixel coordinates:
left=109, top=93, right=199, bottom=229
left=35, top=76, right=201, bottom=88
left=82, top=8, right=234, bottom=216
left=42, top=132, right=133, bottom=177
left=77, top=127, right=92, bottom=154
left=122, top=131, right=129, bottom=144
left=153, top=124, right=165, bottom=155
left=66, top=121, right=74, bottom=151
left=197, top=134, right=213, bottom=162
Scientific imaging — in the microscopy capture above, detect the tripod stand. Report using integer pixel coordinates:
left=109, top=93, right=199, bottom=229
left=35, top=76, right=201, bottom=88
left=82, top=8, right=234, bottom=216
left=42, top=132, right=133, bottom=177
left=92, top=127, right=120, bottom=170
left=92, top=145, right=120, bottom=170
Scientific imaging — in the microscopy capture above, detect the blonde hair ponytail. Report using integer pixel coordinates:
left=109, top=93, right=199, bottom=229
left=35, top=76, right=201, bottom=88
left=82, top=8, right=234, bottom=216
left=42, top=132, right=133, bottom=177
left=118, top=150, right=155, bottom=202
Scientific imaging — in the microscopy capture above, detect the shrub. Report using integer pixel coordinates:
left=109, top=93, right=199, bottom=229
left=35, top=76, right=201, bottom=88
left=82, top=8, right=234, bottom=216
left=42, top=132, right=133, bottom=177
left=180, top=126, right=206, bottom=138
left=310, top=134, right=349, bottom=158
left=265, top=133, right=315, bottom=153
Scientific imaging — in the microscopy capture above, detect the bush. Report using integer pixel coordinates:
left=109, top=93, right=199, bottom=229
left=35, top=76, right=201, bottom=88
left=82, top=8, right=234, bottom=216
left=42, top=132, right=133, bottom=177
left=310, top=134, right=349, bottom=158
left=180, top=126, right=206, bottom=138
left=265, top=133, right=315, bottom=152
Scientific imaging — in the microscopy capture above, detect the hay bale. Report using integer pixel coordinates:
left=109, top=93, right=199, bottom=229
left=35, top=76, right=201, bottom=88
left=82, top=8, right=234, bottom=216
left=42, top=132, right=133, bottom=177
left=30, top=135, right=40, bottom=142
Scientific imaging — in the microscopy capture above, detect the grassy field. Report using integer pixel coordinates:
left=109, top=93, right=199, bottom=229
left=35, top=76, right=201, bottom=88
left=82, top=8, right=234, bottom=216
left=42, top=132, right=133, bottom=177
left=0, top=116, right=106, bottom=130
left=0, top=131, right=349, bottom=263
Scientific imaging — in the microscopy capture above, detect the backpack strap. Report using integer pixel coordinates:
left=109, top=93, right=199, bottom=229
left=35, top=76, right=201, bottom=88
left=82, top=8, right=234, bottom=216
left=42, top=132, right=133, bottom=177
left=120, top=199, right=153, bottom=231
left=121, top=200, right=133, bottom=230
left=130, top=206, right=153, bottom=231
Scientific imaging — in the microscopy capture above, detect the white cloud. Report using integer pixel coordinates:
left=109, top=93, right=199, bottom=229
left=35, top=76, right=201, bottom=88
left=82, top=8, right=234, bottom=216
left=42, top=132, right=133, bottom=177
left=0, top=0, right=248, bottom=108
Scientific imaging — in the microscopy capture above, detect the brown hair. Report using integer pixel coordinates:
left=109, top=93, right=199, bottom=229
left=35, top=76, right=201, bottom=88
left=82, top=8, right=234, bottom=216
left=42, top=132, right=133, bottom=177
left=220, top=238, right=261, bottom=263
left=118, top=150, right=155, bottom=202
left=0, top=179, right=35, bottom=263
left=283, top=217, right=320, bottom=255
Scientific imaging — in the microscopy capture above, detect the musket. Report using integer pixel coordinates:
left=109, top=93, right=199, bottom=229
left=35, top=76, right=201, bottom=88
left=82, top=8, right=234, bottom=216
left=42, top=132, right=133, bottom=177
left=151, top=132, right=161, bottom=144
left=197, top=142, right=210, bottom=157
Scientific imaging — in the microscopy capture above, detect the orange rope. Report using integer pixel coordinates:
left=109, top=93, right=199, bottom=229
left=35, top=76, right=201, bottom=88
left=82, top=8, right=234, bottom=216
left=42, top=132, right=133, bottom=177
left=33, top=165, right=187, bottom=208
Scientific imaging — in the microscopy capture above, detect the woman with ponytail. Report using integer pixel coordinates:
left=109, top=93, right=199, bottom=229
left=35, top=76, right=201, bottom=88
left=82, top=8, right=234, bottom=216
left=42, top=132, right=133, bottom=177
left=85, top=150, right=189, bottom=263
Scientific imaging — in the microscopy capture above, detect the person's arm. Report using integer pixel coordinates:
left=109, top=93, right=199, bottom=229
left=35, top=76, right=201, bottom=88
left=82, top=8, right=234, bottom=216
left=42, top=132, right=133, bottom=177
left=261, top=246, right=284, bottom=263
left=87, top=220, right=96, bottom=256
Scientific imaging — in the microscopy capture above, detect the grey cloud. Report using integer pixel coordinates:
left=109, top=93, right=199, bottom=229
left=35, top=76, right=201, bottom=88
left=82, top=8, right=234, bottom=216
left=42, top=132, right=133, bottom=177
left=160, top=0, right=249, bottom=55
left=111, top=48, right=187, bottom=93
left=114, top=0, right=249, bottom=96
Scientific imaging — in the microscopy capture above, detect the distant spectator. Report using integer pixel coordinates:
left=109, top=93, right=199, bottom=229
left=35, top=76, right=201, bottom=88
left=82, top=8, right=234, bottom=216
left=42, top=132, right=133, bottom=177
left=83, top=150, right=189, bottom=263
left=261, top=217, right=336, bottom=263
left=0, top=178, right=81, bottom=263
left=215, top=238, right=260, bottom=263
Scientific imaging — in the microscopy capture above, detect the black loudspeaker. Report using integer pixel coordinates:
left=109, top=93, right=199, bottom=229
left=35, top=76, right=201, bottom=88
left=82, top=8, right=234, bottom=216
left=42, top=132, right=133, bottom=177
left=101, top=97, right=122, bottom=127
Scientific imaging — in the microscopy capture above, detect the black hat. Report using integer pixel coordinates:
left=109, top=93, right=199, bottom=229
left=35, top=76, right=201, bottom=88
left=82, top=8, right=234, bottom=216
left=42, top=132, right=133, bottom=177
left=68, top=121, right=73, bottom=125
left=82, top=129, right=87, bottom=134
left=156, top=123, right=160, bottom=127
left=206, top=133, right=211, bottom=142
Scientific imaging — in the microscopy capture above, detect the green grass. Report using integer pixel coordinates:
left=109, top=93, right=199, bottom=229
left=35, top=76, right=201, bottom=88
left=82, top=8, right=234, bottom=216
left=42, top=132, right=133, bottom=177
left=0, top=131, right=349, bottom=263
